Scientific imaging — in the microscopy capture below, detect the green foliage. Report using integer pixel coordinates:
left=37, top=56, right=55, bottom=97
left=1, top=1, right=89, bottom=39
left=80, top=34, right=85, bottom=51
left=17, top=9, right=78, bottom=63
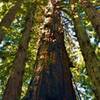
left=0, top=0, right=99, bottom=99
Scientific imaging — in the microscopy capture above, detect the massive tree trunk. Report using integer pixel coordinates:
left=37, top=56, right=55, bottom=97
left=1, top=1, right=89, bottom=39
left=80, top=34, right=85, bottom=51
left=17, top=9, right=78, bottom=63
left=25, top=0, right=76, bottom=100
left=70, top=1, right=100, bottom=99
left=3, top=3, right=36, bottom=100
left=80, top=0, right=100, bottom=39
left=0, top=0, right=23, bottom=42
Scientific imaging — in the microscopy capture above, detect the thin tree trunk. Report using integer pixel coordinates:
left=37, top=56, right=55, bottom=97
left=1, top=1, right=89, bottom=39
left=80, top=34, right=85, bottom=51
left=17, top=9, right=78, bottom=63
left=3, top=3, right=36, bottom=100
left=25, top=0, right=76, bottom=100
left=70, top=1, right=100, bottom=99
left=0, top=0, right=23, bottom=42
left=74, top=16, right=100, bottom=99
left=80, top=0, right=100, bottom=39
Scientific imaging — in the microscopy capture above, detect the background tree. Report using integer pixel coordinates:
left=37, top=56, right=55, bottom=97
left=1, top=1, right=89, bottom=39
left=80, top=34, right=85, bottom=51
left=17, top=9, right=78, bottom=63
left=68, top=0, right=100, bottom=99
left=0, top=0, right=23, bottom=42
left=3, top=2, right=37, bottom=100
left=80, top=0, right=100, bottom=39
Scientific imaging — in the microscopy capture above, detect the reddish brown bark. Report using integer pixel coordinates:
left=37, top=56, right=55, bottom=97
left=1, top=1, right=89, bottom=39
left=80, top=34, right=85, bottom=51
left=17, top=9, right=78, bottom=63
left=3, top=4, right=36, bottom=100
left=26, top=0, right=76, bottom=100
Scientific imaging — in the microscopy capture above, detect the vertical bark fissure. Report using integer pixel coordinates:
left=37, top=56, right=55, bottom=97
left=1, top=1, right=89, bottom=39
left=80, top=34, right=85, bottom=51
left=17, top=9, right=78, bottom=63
left=26, top=0, right=76, bottom=100
left=3, top=3, right=36, bottom=100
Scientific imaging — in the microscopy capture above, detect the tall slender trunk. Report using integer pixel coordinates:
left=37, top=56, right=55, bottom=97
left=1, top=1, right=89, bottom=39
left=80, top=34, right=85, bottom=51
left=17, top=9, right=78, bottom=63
left=3, top=3, right=36, bottom=100
left=0, top=0, right=23, bottom=42
left=74, top=16, right=100, bottom=99
left=25, top=0, right=76, bottom=100
left=80, top=0, right=100, bottom=39
left=70, top=1, right=100, bottom=99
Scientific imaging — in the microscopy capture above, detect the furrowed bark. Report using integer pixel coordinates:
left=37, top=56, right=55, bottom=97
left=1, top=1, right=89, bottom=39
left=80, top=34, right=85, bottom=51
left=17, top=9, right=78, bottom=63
left=25, top=0, right=76, bottom=100
left=3, top=3, right=36, bottom=100
left=0, top=0, right=23, bottom=42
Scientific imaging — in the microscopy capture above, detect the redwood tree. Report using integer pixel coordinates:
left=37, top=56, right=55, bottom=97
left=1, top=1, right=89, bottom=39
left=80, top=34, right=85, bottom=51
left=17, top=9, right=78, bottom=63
left=70, top=0, right=100, bottom=99
left=25, top=0, right=76, bottom=100
left=3, top=3, right=36, bottom=100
